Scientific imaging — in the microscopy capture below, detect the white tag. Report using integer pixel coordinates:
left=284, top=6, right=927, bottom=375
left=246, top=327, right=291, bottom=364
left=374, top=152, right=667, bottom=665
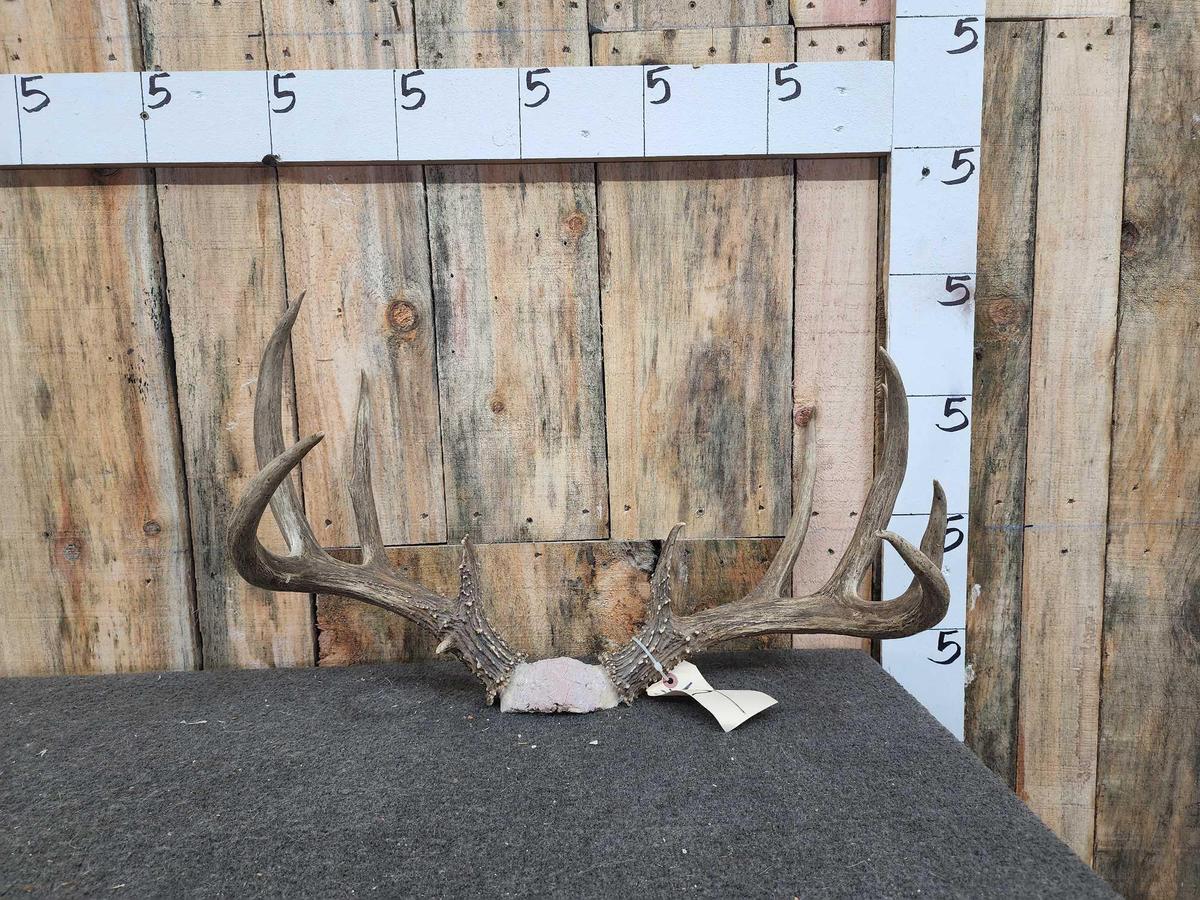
left=646, top=661, right=777, bottom=732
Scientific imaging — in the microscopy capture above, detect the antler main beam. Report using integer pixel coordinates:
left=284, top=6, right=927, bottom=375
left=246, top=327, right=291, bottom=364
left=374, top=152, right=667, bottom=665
left=227, top=295, right=523, bottom=701
left=599, top=350, right=950, bottom=703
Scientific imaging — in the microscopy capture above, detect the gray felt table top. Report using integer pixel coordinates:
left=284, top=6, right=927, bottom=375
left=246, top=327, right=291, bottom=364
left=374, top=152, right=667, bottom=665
left=0, top=650, right=1115, bottom=898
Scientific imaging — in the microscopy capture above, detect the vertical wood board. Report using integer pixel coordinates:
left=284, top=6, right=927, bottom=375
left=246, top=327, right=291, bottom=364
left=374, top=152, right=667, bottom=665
left=0, top=0, right=196, bottom=676
left=1094, top=5, right=1200, bottom=897
left=262, top=0, right=448, bottom=551
left=417, top=0, right=610, bottom=544
left=594, top=26, right=794, bottom=542
left=0, top=1, right=196, bottom=676
left=964, top=19, right=1043, bottom=789
left=791, top=25, right=883, bottom=652
left=1017, top=15, right=1129, bottom=861
left=138, top=0, right=313, bottom=669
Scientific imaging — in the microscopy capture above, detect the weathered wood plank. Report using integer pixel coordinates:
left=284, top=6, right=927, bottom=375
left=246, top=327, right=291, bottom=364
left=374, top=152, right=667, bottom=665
left=0, top=3, right=196, bottom=676
left=318, top=537, right=784, bottom=664
left=138, top=0, right=313, bottom=669
left=791, top=0, right=890, bottom=28
left=416, top=1, right=609, bottom=545
left=964, top=19, right=1043, bottom=790
left=590, top=0, right=787, bottom=32
left=262, top=1, right=447, bottom=551
left=1018, top=16, right=1129, bottom=861
left=791, top=26, right=881, bottom=652
left=989, top=1, right=1129, bottom=19
left=792, top=1, right=1129, bottom=26
left=593, top=23, right=792, bottom=64
left=321, top=541, right=652, bottom=664
left=1094, top=5, right=1200, bottom=896
left=594, top=27, right=794, bottom=542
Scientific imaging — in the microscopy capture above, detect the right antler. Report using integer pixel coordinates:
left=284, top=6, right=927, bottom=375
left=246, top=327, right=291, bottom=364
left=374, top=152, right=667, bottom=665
left=600, top=349, right=950, bottom=702
left=228, top=295, right=523, bottom=702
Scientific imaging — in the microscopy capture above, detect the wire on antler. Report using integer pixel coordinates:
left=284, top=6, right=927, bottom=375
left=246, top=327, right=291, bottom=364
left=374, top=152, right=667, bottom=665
left=227, top=294, right=523, bottom=702
left=598, top=349, right=950, bottom=703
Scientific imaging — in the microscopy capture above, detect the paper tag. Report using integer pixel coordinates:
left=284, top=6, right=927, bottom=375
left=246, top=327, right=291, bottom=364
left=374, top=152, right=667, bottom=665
left=646, top=661, right=777, bottom=732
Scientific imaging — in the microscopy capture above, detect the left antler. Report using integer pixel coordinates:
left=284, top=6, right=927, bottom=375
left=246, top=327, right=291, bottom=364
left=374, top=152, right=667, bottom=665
left=600, top=349, right=950, bottom=703
left=228, top=295, right=523, bottom=702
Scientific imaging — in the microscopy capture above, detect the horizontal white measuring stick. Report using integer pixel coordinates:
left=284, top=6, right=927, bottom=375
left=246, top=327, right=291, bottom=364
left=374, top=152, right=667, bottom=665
left=1, top=62, right=894, bottom=167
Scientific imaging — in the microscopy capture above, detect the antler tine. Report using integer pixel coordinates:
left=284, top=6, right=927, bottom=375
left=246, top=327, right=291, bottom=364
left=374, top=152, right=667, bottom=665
left=229, top=432, right=328, bottom=591
left=883, top=478, right=948, bottom=610
left=348, top=371, right=386, bottom=568
left=254, top=292, right=324, bottom=558
left=820, top=348, right=908, bottom=596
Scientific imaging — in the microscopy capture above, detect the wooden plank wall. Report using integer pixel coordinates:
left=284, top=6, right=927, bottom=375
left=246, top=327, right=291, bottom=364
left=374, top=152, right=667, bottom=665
left=0, top=1, right=1195, bottom=896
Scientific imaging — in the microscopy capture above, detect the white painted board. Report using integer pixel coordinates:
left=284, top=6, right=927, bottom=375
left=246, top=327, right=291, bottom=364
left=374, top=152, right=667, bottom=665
left=142, top=70, right=270, bottom=164
left=642, top=63, right=767, bottom=158
left=267, top=69, right=396, bottom=162
left=519, top=65, right=642, bottom=159
left=896, top=394, right=971, bottom=516
left=887, top=273, right=975, bottom=396
left=888, top=146, right=981, bottom=275
left=884, top=511, right=969, bottom=625
left=1, top=77, right=19, bottom=165
left=882, top=629, right=966, bottom=739
left=17, top=72, right=145, bottom=166
left=767, top=61, right=893, bottom=155
left=893, top=16, right=985, bottom=149
left=394, top=67, right=519, bottom=161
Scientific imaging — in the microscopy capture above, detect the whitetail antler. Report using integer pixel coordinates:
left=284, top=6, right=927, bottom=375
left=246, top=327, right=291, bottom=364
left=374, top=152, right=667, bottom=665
left=229, top=299, right=948, bottom=714
left=598, top=349, right=950, bottom=703
left=227, top=294, right=523, bottom=702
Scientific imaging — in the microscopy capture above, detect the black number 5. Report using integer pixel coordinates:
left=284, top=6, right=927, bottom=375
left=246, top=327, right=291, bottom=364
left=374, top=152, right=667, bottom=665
left=272, top=72, right=297, bottom=114
left=646, top=66, right=671, bottom=105
left=399, top=69, right=426, bottom=110
left=948, top=17, right=980, bottom=54
left=937, top=397, right=969, bottom=433
left=944, top=514, right=965, bottom=553
left=524, top=68, right=550, bottom=108
left=147, top=72, right=172, bottom=110
left=774, top=64, right=802, bottom=101
left=941, top=275, right=972, bottom=307
left=19, top=75, right=50, bottom=113
left=942, top=148, right=976, bottom=185
left=929, top=630, right=962, bottom=665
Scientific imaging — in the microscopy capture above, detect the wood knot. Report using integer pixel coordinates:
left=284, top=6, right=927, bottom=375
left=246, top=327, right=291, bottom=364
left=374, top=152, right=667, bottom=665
left=489, top=395, right=506, bottom=414
left=142, top=520, right=162, bottom=536
left=563, top=210, right=588, bottom=239
left=1120, top=220, right=1141, bottom=253
left=386, top=299, right=419, bottom=340
left=793, top=402, right=816, bottom=427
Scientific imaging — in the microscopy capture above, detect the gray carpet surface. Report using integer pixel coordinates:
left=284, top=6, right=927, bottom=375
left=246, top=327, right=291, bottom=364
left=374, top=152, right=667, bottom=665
left=0, top=650, right=1115, bottom=898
